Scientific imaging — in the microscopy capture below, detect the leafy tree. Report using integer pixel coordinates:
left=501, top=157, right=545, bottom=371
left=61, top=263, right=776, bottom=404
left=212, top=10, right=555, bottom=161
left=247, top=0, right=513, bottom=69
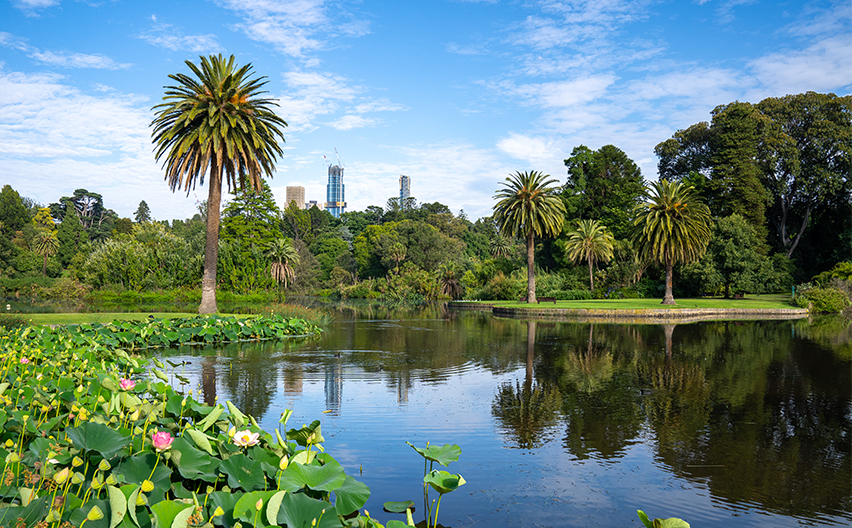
left=114, top=218, right=133, bottom=234
left=220, top=181, right=281, bottom=253
left=562, top=145, right=645, bottom=239
left=563, top=219, right=615, bottom=293
left=684, top=214, right=784, bottom=298
left=56, top=212, right=88, bottom=266
left=632, top=180, right=712, bottom=305
left=49, top=190, right=115, bottom=241
left=493, top=171, right=566, bottom=303
left=0, top=185, right=29, bottom=236
left=394, top=220, right=464, bottom=272
left=655, top=122, right=713, bottom=182
left=151, top=54, right=287, bottom=313
left=282, top=201, right=311, bottom=243
left=708, top=102, right=772, bottom=245
left=490, top=235, right=514, bottom=259
left=756, top=92, right=852, bottom=258
left=31, top=208, right=55, bottom=231
left=134, top=200, right=152, bottom=223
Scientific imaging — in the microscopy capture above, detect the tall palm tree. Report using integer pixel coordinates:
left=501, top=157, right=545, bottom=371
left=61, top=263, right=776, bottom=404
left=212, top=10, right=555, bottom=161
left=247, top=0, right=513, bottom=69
left=632, top=180, right=712, bottom=305
left=266, top=238, right=299, bottom=299
left=563, top=219, right=615, bottom=293
left=151, top=54, right=287, bottom=314
left=493, top=171, right=566, bottom=303
left=33, top=230, right=59, bottom=277
left=489, top=235, right=513, bottom=259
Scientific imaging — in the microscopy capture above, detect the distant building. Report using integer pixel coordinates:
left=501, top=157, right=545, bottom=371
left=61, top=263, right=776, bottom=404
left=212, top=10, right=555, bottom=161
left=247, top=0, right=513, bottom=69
left=325, top=165, right=346, bottom=218
left=306, top=200, right=324, bottom=210
left=285, top=186, right=305, bottom=210
left=399, top=175, right=410, bottom=201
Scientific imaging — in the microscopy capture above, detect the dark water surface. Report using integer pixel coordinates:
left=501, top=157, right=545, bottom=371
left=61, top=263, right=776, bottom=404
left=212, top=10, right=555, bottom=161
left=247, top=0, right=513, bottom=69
left=158, top=303, right=852, bottom=527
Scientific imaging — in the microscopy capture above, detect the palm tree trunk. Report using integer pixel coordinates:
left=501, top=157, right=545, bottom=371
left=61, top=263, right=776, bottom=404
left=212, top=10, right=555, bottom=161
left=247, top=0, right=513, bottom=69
left=526, top=232, right=536, bottom=303
left=525, top=321, right=536, bottom=393
left=199, top=158, right=222, bottom=314
left=42, top=254, right=47, bottom=277
left=662, top=253, right=676, bottom=305
left=588, top=258, right=594, bottom=293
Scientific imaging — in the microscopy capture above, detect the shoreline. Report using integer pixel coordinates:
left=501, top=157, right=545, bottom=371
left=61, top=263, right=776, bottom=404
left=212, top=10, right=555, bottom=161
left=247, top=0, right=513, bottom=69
left=448, top=301, right=809, bottom=323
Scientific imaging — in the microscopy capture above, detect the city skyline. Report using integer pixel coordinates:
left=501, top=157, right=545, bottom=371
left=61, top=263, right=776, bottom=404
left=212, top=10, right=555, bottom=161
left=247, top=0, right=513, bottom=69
left=1, top=1, right=849, bottom=222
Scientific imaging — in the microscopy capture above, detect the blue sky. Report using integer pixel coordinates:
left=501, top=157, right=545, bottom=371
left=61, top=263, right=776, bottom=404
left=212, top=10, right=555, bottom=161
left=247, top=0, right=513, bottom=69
left=1, top=0, right=850, bottom=222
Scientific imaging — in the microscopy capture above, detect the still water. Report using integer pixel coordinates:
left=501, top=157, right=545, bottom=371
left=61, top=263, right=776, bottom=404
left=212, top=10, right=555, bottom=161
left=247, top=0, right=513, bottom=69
left=158, top=302, right=851, bottom=527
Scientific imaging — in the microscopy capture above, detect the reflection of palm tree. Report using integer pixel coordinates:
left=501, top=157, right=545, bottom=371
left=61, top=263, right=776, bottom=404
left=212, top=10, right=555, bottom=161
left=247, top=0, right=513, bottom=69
left=560, top=324, right=615, bottom=393
left=492, top=321, right=562, bottom=449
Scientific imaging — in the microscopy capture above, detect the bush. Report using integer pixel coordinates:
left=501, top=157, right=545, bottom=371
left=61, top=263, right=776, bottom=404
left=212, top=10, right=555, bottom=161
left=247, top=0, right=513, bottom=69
left=794, top=283, right=851, bottom=313
left=551, top=289, right=593, bottom=300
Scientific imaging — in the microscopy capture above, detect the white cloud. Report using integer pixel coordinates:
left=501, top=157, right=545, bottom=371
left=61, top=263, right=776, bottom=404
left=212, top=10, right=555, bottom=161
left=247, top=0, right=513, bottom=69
left=0, top=67, right=200, bottom=221
left=217, top=0, right=370, bottom=58
left=139, top=25, right=222, bottom=53
left=497, top=133, right=558, bottom=164
left=328, top=115, right=375, bottom=130
left=0, top=32, right=130, bottom=69
left=749, top=35, right=852, bottom=95
left=10, top=0, right=59, bottom=10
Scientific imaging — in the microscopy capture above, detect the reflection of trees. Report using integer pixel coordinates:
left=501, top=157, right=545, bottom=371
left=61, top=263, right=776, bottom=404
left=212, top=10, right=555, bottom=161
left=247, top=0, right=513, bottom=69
left=201, top=355, right=217, bottom=406
left=222, top=341, right=278, bottom=420
left=492, top=321, right=562, bottom=449
left=543, top=323, right=642, bottom=460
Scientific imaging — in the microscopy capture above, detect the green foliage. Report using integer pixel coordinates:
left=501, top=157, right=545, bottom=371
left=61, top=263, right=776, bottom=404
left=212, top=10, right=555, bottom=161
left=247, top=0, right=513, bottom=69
left=0, top=185, right=30, bottom=236
left=56, top=212, right=88, bottom=267
left=814, top=262, right=852, bottom=283
left=637, top=510, right=690, bottom=528
left=134, top=200, right=152, bottom=223
left=0, top=315, right=389, bottom=528
left=563, top=144, right=645, bottom=239
left=794, top=284, right=851, bottom=313
left=563, top=219, right=616, bottom=292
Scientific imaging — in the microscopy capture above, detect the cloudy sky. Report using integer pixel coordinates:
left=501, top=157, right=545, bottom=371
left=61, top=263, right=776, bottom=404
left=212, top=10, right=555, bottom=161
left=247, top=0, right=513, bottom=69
left=1, top=0, right=850, bottom=222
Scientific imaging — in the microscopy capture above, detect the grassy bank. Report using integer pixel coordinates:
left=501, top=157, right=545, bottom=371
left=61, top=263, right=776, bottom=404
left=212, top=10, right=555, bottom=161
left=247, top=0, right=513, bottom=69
left=487, top=294, right=797, bottom=311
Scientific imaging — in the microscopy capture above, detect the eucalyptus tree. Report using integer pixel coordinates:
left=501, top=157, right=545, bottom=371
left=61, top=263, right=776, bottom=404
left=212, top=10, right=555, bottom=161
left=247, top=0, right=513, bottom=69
left=632, top=180, right=712, bottom=305
left=151, top=54, right=287, bottom=313
left=493, top=171, right=566, bottom=303
left=563, top=219, right=615, bottom=293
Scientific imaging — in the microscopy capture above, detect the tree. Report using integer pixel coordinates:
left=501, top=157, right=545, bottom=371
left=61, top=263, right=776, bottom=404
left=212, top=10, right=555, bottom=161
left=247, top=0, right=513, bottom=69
left=32, top=230, right=59, bottom=277
left=563, top=219, right=615, bottom=293
left=756, top=92, right=851, bottom=258
left=220, top=181, right=281, bottom=254
left=134, top=201, right=152, bottom=223
left=632, top=180, right=712, bottom=305
left=56, top=212, right=87, bottom=266
left=493, top=171, right=566, bottom=303
left=0, top=185, right=29, bottom=236
left=151, top=54, right=287, bottom=313
left=266, top=238, right=299, bottom=298
left=563, top=145, right=645, bottom=239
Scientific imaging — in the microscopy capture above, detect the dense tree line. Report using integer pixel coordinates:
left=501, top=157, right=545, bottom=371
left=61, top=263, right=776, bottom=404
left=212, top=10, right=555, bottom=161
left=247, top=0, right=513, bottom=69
left=0, top=90, right=848, bottom=305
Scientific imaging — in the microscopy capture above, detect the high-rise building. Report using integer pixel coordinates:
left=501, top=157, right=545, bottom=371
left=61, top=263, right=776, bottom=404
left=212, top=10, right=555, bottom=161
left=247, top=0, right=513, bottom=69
left=285, top=186, right=305, bottom=210
left=306, top=200, right=324, bottom=210
left=325, top=165, right=346, bottom=218
left=399, top=174, right=410, bottom=201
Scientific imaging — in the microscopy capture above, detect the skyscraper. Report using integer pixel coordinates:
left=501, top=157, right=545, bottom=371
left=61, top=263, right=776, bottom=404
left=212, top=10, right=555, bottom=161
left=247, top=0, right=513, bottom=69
left=325, top=165, right=346, bottom=218
left=285, top=186, right=305, bottom=210
left=399, top=174, right=410, bottom=201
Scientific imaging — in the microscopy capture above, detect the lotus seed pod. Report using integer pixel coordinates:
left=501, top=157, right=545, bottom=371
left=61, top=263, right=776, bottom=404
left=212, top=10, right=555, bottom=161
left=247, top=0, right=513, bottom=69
left=71, top=472, right=85, bottom=485
left=72, top=456, right=84, bottom=467
left=53, top=468, right=70, bottom=485
left=213, top=507, right=225, bottom=518
left=106, top=474, right=118, bottom=486
left=5, top=453, right=20, bottom=463
left=98, top=460, right=111, bottom=471
left=141, top=479, right=154, bottom=492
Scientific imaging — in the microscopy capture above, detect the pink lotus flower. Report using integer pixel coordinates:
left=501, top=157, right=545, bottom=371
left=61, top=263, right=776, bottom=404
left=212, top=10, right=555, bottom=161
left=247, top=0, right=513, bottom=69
left=151, top=431, right=173, bottom=452
left=233, top=430, right=260, bottom=447
left=119, top=378, right=136, bottom=391
left=20, top=357, right=29, bottom=364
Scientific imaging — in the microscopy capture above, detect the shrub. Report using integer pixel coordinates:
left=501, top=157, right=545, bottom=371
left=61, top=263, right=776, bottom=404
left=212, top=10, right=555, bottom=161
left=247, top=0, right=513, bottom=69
left=551, top=289, right=593, bottom=300
left=794, top=283, right=851, bottom=313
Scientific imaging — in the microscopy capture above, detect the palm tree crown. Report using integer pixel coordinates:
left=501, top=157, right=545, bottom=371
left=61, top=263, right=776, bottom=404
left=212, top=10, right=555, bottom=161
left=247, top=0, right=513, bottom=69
left=563, top=219, right=615, bottom=292
left=493, top=171, right=565, bottom=303
left=266, top=238, right=300, bottom=288
left=151, top=54, right=287, bottom=313
left=632, top=179, right=712, bottom=304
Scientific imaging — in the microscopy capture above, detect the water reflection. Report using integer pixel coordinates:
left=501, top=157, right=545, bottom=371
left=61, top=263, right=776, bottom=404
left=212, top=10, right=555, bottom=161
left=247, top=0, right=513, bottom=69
left=159, top=305, right=851, bottom=526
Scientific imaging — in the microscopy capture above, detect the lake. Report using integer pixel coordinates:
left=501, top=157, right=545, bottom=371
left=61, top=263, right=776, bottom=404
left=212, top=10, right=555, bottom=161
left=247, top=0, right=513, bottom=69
left=157, top=302, right=851, bottom=527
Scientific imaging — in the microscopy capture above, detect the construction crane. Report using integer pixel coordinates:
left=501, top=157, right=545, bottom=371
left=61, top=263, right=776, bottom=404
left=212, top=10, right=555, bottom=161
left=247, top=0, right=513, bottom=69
left=334, top=148, right=344, bottom=169
left=322, top=155, right=332, bottom=167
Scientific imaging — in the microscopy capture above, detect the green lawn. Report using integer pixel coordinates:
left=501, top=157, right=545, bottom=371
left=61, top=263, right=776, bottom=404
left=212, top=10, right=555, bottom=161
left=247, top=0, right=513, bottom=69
left=10, top=312, right=238, bottom=326
left=487, top=294, right=798, bottom=311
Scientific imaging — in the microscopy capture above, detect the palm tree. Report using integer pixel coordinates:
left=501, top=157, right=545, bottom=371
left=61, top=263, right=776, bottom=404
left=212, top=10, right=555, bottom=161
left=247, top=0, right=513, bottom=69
left=33, top=230, right=59, bottom=277
left=489, top=235, right=513, bottom=259
left=632, top=180, right=712, bottom=305
left=563, top=219, right=615, bottom=293
left=151, top=54, right=287, bottom=314
left=493, top=171, right=566, bottom=303
left=266, top=238, right=299, bottom=299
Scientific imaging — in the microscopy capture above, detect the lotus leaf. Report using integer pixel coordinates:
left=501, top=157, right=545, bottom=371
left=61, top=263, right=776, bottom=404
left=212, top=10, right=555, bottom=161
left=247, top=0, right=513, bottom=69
left=423, top=470, right=465, bottom=494
left=278, top=458, right=346, bottom=493
left=383, top=501, right=415, bottom=513
left=333, top=475, right=371, bottom=515
left=232, top=491, right=278, bottom=527
left=150, top=500, right=193, bottom=528
left=219, top=453, right=266, bottom=491
left=169, top=437, right=220, bottom=482
left=66, top=422, right=129, bottom=460
left=405, top=442, right=461, bottom=467
left=276, top=492, right=342, bottom=528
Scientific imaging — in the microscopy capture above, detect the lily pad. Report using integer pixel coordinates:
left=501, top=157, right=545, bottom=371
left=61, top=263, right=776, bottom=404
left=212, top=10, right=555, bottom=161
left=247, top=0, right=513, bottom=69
left=169, top=437, right=220, bottom=482
left=219, top=453, right=266, bottom=492
left=383, top=500, right=415, bottom=514
left=276, top=492, right=340, bottom=528
left=333, top=475, right=371, bottom=516
left=66, top=422, right=130, bottom=459
left=278, top=458, right=346, bottom=493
